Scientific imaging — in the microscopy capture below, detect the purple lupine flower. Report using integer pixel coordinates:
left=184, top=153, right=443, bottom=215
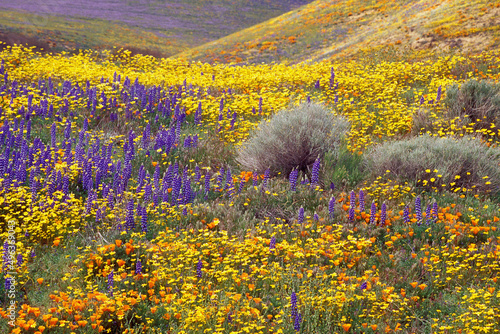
left=425, top=204, right=432, bottom=224
left=289, top=169, right=298, bottom=191
left=348, top=206, right=355, bottom=223
left=306, top=96, right=311, bottom=103
left=95, top=207, right=103, bottom=222
left=380, top=203, right=387, bottom=226
left=5, top=277, right=11, bottom=291
left=314, top=80, right=320, bottom=89
left=311, top=157, right=321, bottom=186
left=64, top=120, right=71, bottom=139
left=269, top=236, right=276, bottom=252
left=252, top=174, right=258, bottom=187
left=329, top=196, right=335, bottom=220
left=144, top=183, right=152, bottom=202
left=135, top=259, right=142, bottom=275
left=84, top=190, right=94, bottom=215
left=369, top=201, right=377, bottom=225
left=125, top=199, right=135, bottom=232
left=334, top=94, right=339, bottom=104
left=107, top=190, right=114, bottom=210
left=107, top=270, right=114, bottom=296
left=258, top=97, right=263, bottom=114
left=225, top=168, right=232, bottom=189
left=330, top=182, right=335, bottom=191
left=171, top=175, right=182, bottom=204
left=359, top=281, right=368, bottom=290
left=219, top=98, right=224, bottom=113
left=17, top=254, right=23, bottom=267
left=419, top=95, right=425, bottom=105
left=225, top=178, right=235, bottom=198
left=50, top=123, right=56, bottom=148
left=436, top=86, right=442, bottom=102
left=349, top=190, right=356, bottom=209
left=142, top=123, right=151, bottom=149
left=294, top=313, right=302, bottom=332
left=141, top=206, right=148, bottom=233
left=238, top=178, right=245, bottom=193
left=216, top=167, right=224, bottom=190
left=298, top=207, right=304, bottom=224
left=263, top=169, right=270, bottom=188
left=403, top=206, right=410, bottom=223
left=291, top=292, right=298, bottom=326
left=313, top=213, right=319, bottom=221
left=194, top=102, right=202, bottom=125
left=164, top=165, right=173, bottom=189
left=196, top=259, right=202, bottom=279
left=432, top=201, right=438, bottom=220
left=230, top=110, right=237, bottom=129
left=26, top=119, right=31, bottom=139
left=415, top=196, right=422, bottom=223
left=358, top=189, right=365, bottom=211
left=291, top=291, right=298, bottom=316
left=329, top=67, right=335, bottom=88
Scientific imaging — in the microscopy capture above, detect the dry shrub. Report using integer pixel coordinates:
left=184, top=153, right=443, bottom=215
left=364, top=134, right=500, bottom=195
left=237, top=102, right=350, bottom=177
left=444, top=79, right=500, bottom=132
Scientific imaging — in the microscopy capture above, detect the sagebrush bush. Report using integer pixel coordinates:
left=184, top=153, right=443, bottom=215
left=237, top=102, right=350, bottom=178
left=364, top=134, right=500, bottom=195
left=444, top=79, right=500, bottom=131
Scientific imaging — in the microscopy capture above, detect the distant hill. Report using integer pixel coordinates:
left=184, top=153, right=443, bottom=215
left=0, top=0, right=313, bottom=56
left=176, top=0, right=500, bottom=64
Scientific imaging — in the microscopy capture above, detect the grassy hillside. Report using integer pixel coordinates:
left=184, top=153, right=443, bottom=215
left=177, top=0, right=500, bottom=63
left=0, top=0, right=312, bottom=56
left=0, top=43, right=499, bottom=333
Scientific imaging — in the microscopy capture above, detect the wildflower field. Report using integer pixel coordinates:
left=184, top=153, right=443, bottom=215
left=0, top=43, right=500, bottom=334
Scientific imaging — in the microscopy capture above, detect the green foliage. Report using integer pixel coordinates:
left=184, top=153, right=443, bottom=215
left=364, top=134, right=500, bottom=196
left=237, top=102, right=350, bottom=178
left=322, top=143, right=365, bottom=191
left=444, top=79, right=500, bottom=132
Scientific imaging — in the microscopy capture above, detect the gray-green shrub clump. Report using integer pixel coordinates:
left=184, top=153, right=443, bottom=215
left=444, top=79, right=500, bottom=131
left=237, top=102, right=350, bottom=178
left=364, top=134, right=500, bottom=195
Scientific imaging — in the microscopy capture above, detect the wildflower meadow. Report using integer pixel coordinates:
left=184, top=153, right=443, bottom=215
left=0, top=40, right=499, bottom=334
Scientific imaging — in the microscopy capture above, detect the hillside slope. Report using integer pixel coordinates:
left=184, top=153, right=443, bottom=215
left=176, top=0, right=500, bottom=64
left=0, top=0, right=313, bottom=56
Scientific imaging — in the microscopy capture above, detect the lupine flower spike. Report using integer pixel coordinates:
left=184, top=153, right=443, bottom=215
left=415, top=196, right=422, bottom=224
left=380, top=202, right=387, bottom=226
left=329, top=196, right=335, bottom=220
left=298, top=207, right=304, bottom=224
left=369, top=201, right=377, bottom=225
left=358, top=189, right=365, bottom=211
left=290, top=169, right=298, bottom=191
